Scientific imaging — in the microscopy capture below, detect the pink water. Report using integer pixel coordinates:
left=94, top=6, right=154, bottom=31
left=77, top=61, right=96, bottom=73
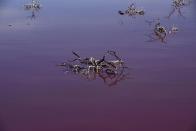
left=0, top=0, right=196, bottom=131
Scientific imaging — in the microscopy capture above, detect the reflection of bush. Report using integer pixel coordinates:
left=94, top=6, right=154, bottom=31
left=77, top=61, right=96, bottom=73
left=167, top=0, right=191, bottom=19
left=24, top=0, right=41, bottom=19
left=146, top=20, right=179, bottom=43
left=59, top=51, right=130, bottom=87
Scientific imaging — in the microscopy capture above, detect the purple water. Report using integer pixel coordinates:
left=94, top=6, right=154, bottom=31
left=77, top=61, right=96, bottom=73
left=0, top=0, right=196, bottom=131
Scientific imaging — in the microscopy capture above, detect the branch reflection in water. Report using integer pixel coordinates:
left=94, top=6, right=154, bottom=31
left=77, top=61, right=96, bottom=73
left=145, top=19, right=179, bottom=43
left=167, top=0, right=191, bottom=19
left=58, top=51, right=131, bottom=87
left=24, top=0, right=42, bottom=20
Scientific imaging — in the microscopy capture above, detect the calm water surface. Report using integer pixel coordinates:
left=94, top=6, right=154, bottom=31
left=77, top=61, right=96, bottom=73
left=0, top=0, right=196, bottom=131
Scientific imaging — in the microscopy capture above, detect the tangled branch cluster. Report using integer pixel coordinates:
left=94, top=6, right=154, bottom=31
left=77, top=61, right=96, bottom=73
left=59, top=51, right=130, bottom=87
left=118, top=3, right=144, bottom=18
left=167, top=0, right=191, bottom=18
left=146, top=20, right=179, bottom=43
left=24, top=0, right=41, bottom=10
left=24, top=0, right=42, bottom=19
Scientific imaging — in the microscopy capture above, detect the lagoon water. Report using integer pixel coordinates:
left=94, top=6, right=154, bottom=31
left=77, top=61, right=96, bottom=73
left=0, top=0, right=196, bottom=131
